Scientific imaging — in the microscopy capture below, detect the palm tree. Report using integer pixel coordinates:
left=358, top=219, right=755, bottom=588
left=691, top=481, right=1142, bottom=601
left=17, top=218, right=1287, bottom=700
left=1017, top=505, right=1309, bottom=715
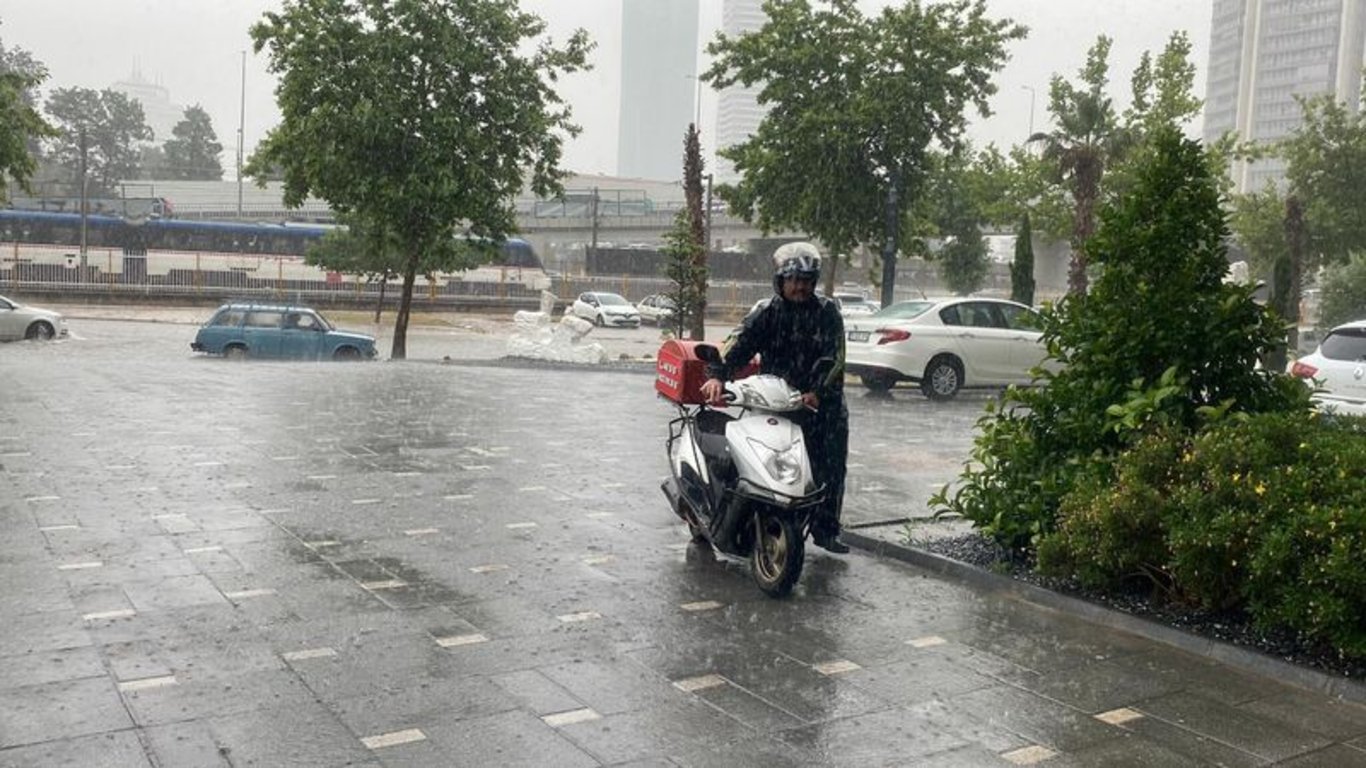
left=1030, top=37, right=1130, bottom=295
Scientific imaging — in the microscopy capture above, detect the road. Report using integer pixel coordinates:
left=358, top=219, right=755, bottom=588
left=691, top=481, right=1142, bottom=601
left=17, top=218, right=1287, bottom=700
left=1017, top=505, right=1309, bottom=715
left=2, top=318, right=1364, bottom=766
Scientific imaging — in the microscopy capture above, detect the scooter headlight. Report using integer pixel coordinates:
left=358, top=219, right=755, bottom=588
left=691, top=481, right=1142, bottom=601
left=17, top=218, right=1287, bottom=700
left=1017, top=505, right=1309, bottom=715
left=747, top=438, right=803, bottom=484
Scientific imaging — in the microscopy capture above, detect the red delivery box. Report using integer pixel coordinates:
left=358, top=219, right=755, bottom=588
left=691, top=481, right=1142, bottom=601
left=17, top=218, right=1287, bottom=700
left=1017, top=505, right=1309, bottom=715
left=655, top=340, right=758, bottom=404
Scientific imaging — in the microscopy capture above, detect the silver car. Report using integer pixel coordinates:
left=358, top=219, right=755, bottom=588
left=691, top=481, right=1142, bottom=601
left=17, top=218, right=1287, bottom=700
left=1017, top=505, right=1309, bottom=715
left=0, top=294, right=67, bottom=341
left=636, top=293, right=677, bottom=325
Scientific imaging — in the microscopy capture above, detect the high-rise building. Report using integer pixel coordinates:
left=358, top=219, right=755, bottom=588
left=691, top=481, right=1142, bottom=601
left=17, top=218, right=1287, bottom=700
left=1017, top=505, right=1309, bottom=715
left=1204, top=0, right=1366, bottom=192
left=617, top=0, right=700, bottom=181
left=110, top=69, right=185, bottom=143
left=715, top=0, right=768, bottom=181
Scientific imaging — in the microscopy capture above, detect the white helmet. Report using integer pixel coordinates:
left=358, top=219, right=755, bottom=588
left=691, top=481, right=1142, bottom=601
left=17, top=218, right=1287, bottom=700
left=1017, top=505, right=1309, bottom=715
left=772, top=242, right=821, bottom=290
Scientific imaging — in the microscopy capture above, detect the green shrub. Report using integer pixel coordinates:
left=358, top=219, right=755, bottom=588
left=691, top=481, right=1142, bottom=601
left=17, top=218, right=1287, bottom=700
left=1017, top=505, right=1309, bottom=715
left=1043, top=412, right=1366, bottom=658
left=934, top=130, right=1307, bottom=551
left=1036, top=432, right=1178, bottom=593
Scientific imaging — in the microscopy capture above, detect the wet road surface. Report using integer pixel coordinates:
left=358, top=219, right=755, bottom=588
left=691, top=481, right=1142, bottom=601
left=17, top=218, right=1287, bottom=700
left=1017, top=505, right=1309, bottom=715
left=2, top=319, right=1365, bottom=766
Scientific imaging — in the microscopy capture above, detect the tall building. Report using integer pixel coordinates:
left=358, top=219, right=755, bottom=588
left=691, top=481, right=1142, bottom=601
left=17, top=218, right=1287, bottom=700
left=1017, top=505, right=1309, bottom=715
left=617, top=0, right=700, bottom=181
left=715, top=0, right=768, bottom=181
left=110, top=69, right=184, bottom=143
left=1204, top=0, right=1366, bottom=192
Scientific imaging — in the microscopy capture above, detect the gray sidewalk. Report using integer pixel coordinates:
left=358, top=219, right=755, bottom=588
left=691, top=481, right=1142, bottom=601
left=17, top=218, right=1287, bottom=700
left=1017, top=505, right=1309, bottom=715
left=2, top=314, right=1365, bottom=766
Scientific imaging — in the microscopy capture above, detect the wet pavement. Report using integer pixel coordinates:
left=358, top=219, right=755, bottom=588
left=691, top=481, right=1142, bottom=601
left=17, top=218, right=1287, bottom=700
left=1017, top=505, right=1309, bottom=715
left=2, top=316, right=1365, bottom=766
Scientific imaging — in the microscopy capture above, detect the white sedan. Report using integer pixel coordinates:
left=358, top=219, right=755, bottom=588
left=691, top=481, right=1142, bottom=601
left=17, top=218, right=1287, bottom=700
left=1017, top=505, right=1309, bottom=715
left=843, top=297, right=1047, bottom=399
left=1291, top=319, right=1366, bottom=416
left=0, top=294, right=67, bottom=341
left=568, top=291, right=641, bottom=328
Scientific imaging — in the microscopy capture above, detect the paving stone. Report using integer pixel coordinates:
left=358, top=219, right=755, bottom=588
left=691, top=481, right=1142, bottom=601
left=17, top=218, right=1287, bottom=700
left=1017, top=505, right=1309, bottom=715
left=0, top=646, right=107, bottom=690
left=0, top=610, right=91, bottom=656
left=491, top=669, right=585, bottom=716
left=0, top=676, right=133, bottom=749
left=0, top=729, right=149, bottom=768
left=417, top=709, right=599, bottom=768
left=1138, top=691, right=1335, bottom=763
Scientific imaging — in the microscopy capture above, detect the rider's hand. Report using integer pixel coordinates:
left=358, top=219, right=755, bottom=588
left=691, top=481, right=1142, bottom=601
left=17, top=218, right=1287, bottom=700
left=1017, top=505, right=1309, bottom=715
left=700, top=378, right=725, bottom=404
left=801, top=392, right=820, bottom=411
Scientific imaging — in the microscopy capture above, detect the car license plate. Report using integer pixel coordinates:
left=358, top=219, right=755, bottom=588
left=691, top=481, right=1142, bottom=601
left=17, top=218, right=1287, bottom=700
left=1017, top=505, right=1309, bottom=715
left=847, top=330, right=870, bottom=343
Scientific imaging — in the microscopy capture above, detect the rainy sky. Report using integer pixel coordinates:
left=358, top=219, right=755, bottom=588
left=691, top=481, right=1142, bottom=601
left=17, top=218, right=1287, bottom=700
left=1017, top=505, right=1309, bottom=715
left=0, top=0, right=1208, bottom=178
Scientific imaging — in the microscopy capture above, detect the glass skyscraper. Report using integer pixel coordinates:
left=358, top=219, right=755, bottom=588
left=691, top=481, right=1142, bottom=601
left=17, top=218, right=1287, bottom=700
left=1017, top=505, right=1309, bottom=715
left=1204, top=0, right=1366, bottom=191
left=714, top=0, right=768, bottom=181
left=617, top=0, right=700, bottom=181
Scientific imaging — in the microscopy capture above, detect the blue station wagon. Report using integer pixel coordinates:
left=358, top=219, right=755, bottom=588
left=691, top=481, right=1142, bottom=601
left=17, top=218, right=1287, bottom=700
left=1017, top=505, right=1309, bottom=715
left=191, top=303, right=378, bottom=361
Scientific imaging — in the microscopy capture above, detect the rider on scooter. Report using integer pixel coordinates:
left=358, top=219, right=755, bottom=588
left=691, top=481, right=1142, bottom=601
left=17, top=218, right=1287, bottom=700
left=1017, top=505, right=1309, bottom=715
left=699, top=242, right=850, bottom=554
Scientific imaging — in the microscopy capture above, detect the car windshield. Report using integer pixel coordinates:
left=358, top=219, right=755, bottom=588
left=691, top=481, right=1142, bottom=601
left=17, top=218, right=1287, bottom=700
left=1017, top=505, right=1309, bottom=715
left=310, top=311, right=335, bottom=331
left=871, top=301, right=935, bottom=320
left=597, top=293, right=630, bottom=307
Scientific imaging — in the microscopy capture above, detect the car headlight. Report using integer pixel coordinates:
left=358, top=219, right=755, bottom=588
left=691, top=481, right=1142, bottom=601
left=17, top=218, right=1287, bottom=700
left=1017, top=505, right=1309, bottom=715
left=747, top=438, right=803, bottom=484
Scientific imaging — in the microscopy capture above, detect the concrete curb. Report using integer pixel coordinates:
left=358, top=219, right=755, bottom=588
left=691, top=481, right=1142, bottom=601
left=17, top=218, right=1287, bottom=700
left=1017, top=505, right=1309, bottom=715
left=842, top=529, right=1366, bottom=705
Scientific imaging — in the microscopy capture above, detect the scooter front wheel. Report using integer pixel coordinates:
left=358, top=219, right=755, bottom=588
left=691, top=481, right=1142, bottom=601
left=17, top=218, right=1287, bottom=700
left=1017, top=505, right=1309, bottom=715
left=750, top=511, right=804, bottom=598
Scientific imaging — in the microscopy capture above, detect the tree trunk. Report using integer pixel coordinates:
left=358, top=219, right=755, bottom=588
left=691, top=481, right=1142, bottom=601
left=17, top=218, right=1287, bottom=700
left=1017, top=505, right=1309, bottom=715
left=374, top=275, right=387, bottom=324
left=391, top=256, right=418, bottom=360
left=1263, top=197, right=1307, bottom=372
left=1068, top=155, right=1102, bottom=296
left=880, top=175, right=901, bottom=308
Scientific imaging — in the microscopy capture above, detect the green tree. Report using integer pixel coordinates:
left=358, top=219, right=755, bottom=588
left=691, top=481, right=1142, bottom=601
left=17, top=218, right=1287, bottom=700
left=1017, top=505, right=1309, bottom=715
left=163, top=105, right=224, bottom=180
left=703, top=0, right=1023, bottom=308
left=1228, top=184, right=1287, bottom=282
left=1318, top=253, right=1366, bottom=330
left=136, top=145, right=171, bottom=180
left=934, top=130, right=1303, bottom=552
left=305, top=215, right=407, bottom=323
left=1281, top=94, right=1366, bottom=270
left=1030, top=37, right=1126, bottom=295
left=915, top=148, right=991, bottom=295
left=44, top=87, right=152, bottom=196
left=681, top=124, right=708, bottom=339
left=0, top=33, right=54, bottom=199
left=1010, top=212, right=1035, bottom=305
left=248, top=0, right=590, bottom=359
left=661, top=210, right=705, bottom=339
left=1031, top=33, right=1201, bottom=295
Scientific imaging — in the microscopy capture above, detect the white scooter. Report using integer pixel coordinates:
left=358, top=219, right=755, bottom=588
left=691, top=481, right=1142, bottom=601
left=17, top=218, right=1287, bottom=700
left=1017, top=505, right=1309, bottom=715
left=660, top=344, right=828, bottom=597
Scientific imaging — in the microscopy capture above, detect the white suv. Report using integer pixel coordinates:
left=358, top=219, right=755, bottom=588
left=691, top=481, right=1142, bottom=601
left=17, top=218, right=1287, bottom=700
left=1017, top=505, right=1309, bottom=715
left=1291, top=319, right=1366, bottom=416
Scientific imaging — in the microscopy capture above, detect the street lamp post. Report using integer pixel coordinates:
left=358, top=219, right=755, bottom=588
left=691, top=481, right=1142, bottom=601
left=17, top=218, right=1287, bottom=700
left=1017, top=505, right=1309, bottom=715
left=237, top=51, right=246, bottom=220
left=1022, top=85, right=1037, bottom=138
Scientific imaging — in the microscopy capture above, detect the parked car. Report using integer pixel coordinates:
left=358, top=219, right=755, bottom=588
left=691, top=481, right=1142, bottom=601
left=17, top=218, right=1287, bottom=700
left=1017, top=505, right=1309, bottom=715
left=636, top=294, right=677, bottom=325
left=0, top=294, right=67, bottom=341
left=832, top=292, right=880, bottom=318
left=843, top=297, right=1048, bottom=399
left=191, top=303, right=377, bottom=360
left=1291, top=319, right=1366, bottom=416
left=569, top=291, right=640, bottom=328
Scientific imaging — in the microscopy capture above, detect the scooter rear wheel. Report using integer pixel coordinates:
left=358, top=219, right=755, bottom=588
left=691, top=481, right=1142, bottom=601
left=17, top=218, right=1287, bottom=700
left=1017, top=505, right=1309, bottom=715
left=751, top=512, right=804, bottom=598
